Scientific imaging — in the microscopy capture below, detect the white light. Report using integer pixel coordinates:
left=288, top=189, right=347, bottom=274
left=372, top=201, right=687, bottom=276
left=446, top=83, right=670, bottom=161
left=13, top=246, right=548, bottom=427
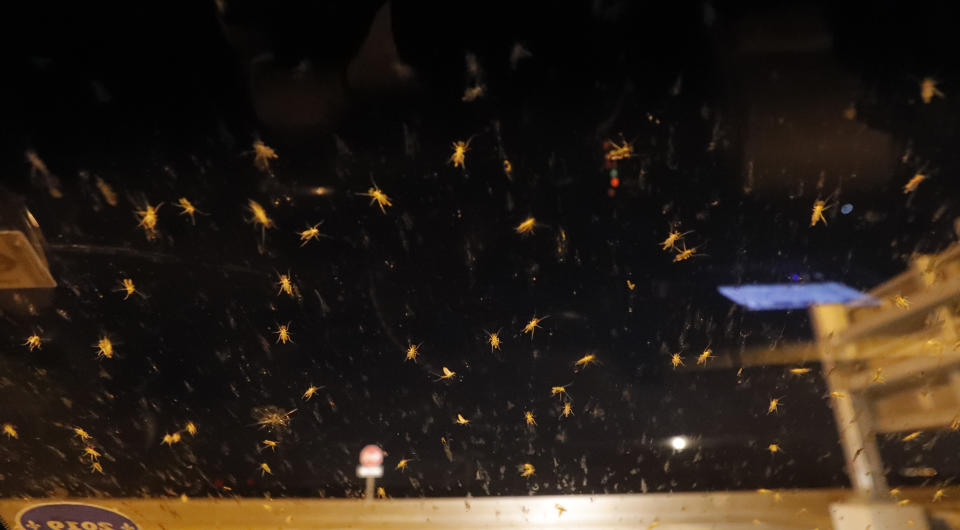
left=670, top=436, right=687, bottom=451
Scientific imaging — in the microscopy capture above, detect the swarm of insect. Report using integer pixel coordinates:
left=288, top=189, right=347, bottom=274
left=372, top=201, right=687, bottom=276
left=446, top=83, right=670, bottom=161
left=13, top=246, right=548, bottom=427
left=660, top=229, right=691, bottom=251
left=903, top=173, right=926, bottom=194
left=177, top=197, right=198, bottom=225
left=73, top=427, right=92, bottom=441
left=259, top=462, right=273, bottom=476
left=555, top=228, right=568, bottom=259
left=560, top=402, right=574, bottom=418
left=920, top=77, right=945, bottom=104
left=246, top=200, right=275, bottom=244
left=503, top=160, right=513, bottom=179
left=626, top=280, right=636, bottom=291
left=302, top=386, right=319, bottom=400
left=550, top=384, right=572, bottom=400
left=456, top=413, right=470, bottom=425
left=262, top=440, right=278, bottom=451
left=515, top=217, right=536, bottom=236
left=82, top=446, right=101, bottom=461
left=435, top=366, right=457, bottom=381
left=275, top=323, right=293, bottom=344
left=449, top=138, right=472, bottom=169
left=520, top=463, right=536, bottom=477
left=276, top=273, right=295, bottom=297
left=95, top=336, right=114, bottom=359
left=901, top=431, right=922, bottom=442
left=252, top=139, right=279, bottom=173
left=136, top=202, right=162, bottom=240
left=767, top=443, right=781, bottom=454
left=2, top=423, right=17, bottom=439
left=24, top=333, right=42, bottom=352
left=95, top=177, right=118, bottom=206
left=485, top=331, right=501, bottom=351
left=405, top=343, right=421, bottom=362
left=696, top=348, right=713, bottom=366
left=376, top=487, right=387, bottom=499
left=604, top=138, right=633, bottom=161
left=670, top=353, right=684, bottom=369
left=522, top=315, right=546, bottom=337
left=161, top=432, right=182, bottom=446
left=672, top=243, right=701, bottom=263
left=767, top=398, right=782, bottom=415
left=116, top=278, right=142, bottom=300
left=574, top=353, right=598, bottom=370
left=360, top=187, right=392, bottom=214
left=462, top=85, right=485, bottom=102
left=253, top=407, right=297, bottom=431
left=298, top=223, right=324, bottom=246
left=26, top=149, right=63, bottom=198
left=524, top=411, right=537, bottom=426
left=185, top=421, right=197, bottom=436
left=810, top=199, right=829, bottom=227
left=789, top=367, right=811, bottom=375
left=395, top=458, right=414, bottom=471
left=894, top=295, right=910, bottom=309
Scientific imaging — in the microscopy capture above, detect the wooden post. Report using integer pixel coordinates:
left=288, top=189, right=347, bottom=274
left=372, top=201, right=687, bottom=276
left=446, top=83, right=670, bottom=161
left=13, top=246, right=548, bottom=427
left=809, top=304, right=887, bottom=499
left=364, top=476, right=375, bottom=502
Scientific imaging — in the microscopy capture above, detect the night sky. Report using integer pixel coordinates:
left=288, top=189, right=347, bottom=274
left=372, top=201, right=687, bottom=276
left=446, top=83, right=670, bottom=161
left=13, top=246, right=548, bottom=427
left=1, top=0, right=959, bottom=498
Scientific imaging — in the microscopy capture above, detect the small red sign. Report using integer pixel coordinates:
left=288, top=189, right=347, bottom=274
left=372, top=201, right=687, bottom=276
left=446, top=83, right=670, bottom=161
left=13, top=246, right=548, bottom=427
left=359, top=444, right=383, bottom=467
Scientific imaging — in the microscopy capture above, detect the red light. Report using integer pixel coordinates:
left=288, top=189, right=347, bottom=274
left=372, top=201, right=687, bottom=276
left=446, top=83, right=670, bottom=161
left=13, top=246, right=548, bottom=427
left=359, top=444, right=384, bottom=466
left=609, top=177, right=620, bottom=188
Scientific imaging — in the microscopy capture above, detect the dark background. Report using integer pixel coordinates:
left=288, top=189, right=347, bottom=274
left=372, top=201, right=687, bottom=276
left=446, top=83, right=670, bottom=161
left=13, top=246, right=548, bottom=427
left=1, top=0, right=958, bottom=497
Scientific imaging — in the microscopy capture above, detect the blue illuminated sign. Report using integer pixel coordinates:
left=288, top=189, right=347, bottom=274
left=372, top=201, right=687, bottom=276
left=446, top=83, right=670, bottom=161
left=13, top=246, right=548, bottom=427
left=717, top=282, right=878, bottom=310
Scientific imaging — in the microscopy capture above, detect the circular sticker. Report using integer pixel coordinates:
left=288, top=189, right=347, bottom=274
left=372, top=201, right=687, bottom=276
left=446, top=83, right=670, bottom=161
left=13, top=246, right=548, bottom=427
left=15, top=503, right=139, bottom=530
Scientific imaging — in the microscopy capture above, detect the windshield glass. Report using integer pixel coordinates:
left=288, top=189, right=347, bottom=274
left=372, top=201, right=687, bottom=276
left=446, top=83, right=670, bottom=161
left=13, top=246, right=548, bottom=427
left=2, top=0, right=957, bottom=507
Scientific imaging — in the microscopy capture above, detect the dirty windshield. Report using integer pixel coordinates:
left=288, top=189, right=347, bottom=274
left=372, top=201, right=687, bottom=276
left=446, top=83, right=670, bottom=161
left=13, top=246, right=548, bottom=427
left=2, top=1, right=958, bottom=500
